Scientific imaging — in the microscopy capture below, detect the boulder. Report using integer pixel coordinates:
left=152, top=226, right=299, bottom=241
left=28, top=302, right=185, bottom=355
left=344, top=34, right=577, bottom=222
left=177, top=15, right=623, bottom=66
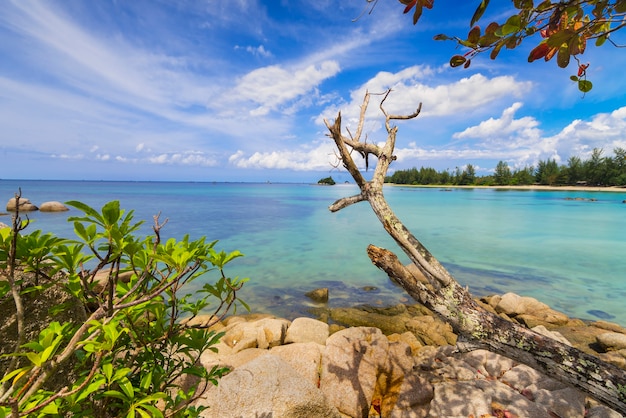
left=495, top=292, right=569, bottom=327
left=197, top=354, right=340, bottom=418
left=220, top=316, right=291, bottom=353
left=270, top=342, right=325, bottom=386
left=305, top=287, right=329, bottom=303
left=6, top=197, right=38, bottom=212
left=39, top=201, right=69, bottom=212
left=320, top=327, right=389, bottom=417
left=597, top=332, right=626, bottom=352
left=284, top=317, right=329, bottom=345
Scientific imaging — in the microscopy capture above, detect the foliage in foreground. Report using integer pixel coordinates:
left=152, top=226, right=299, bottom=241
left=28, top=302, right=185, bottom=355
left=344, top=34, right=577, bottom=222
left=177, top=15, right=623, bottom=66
left=396, top=0, right=626, bottom=92
left=0, top=195, right=247, bottom=417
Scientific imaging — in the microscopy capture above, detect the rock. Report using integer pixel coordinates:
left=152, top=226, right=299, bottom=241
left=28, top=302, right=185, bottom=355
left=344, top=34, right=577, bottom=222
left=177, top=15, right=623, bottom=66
left=587, top=404, right=625, bottom=418
left=270, top=342, right=325, bottom=387
left=6, top=197, right=38, bottom=212
left=427, top=380, right=550, bottom=418
left=305, top=287, right=329, bottom=303
left=320, top=327, right=389, bottom=418
left=328, top=307, right=408, bottom=335
left=533, top=387, right=586, bottom=418
left=284, top=317, right=329, bottom=345
left=531, top=325, right=572, bottom=346
left=405, top=315, right=457, bottom=346
left=39, top=201, right=69, bottom=212
left=495, top=292, right=569, bottom=327
left=197, top=354, right=340, bottom=418
left=597, top=332, right=626, bottom=352
left=220, top=316, right=291, bottom=353
left=374, top=339, right=433, bottom=417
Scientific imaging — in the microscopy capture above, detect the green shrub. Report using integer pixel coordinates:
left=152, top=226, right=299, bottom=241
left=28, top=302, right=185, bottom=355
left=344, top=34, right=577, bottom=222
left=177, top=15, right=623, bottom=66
left=0, top=196, right=247, bottom=417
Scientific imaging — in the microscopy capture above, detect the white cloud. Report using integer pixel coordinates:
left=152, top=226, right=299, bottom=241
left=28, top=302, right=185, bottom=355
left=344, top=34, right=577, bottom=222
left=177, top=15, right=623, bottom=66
left=236, top=44, right=273, bottom=58
left=317, top=68, right=532, bottom=135
left=229, top=140, right=340, bottom=171
left=230, top=61, right=341, bottom=116
left=393, top=103, right=626, bottom=171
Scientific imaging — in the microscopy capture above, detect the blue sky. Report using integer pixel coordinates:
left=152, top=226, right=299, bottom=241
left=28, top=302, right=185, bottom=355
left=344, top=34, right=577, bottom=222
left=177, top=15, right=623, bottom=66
left=2, top=0, right=626, bottom=182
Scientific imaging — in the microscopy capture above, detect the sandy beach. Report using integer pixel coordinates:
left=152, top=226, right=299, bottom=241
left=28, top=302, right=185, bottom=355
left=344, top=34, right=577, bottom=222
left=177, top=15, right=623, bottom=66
left=387, top=183, right=626, bottom=193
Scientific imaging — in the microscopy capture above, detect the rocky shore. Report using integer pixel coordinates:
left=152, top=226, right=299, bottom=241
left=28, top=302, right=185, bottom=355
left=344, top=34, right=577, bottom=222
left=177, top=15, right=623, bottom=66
left=191, top=292, right=626, bottom=418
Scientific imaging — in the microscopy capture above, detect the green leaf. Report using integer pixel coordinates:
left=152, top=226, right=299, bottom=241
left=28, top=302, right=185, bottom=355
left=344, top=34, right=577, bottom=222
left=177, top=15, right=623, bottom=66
left=546, top=29, right=574, bottom=48
left=596, top=34, right=607, bottom=47
left=470, top=0, right=490, bottom=27
left=119, top=377, right=135, bottom=400
left=578, top=79, right=593, bottom=92
left=66, top=200, right=105, bottom=224
left=557, top=44, right=570, bottom=68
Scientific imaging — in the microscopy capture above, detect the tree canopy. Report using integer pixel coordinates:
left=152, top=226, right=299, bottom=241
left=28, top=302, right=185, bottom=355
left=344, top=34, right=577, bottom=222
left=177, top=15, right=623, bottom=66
left=396, top=0, right=626, bottom=92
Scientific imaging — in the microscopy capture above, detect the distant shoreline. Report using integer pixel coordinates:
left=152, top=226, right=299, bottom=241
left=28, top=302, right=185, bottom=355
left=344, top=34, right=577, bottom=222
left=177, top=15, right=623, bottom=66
left=386, top=183, right=626, bottom=193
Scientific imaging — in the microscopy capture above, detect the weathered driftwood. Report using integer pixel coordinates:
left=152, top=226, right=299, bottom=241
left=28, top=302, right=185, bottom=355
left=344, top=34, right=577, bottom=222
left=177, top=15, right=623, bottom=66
left=323, top=90, right=626, bottom=414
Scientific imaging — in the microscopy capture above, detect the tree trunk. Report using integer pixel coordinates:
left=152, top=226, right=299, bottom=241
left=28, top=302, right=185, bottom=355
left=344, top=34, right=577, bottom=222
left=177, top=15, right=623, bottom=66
left=324, top=90, right=626, bottom=414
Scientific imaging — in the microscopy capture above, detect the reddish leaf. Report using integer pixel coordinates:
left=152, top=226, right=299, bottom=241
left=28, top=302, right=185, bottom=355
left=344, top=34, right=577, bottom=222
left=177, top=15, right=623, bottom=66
left=464, top=59, right=472, bottom=68
left=412, top=3, right=423, bottom=24
left=577, top=63, right=589, bottom=77
left=490, top=41, right=504, bottom=59
left=468, top=26, right=481, bottom=44
left=403, top=0, right=417, bottom=14
left=528, top=43, right=549, bottom=62
left=420, top=0, right=434, bottom=9
left=544, top=46, right=558, bottom=61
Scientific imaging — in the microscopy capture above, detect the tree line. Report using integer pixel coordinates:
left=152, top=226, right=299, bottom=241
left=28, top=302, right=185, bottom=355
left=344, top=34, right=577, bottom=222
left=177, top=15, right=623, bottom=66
left=385, top=148, right=626, bottom=187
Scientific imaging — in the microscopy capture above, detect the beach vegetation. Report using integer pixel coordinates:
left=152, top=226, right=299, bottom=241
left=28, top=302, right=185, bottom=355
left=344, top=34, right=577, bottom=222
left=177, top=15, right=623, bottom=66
left=386, top=147, right=626, bottom=186
left=0, top=194, right=247, bottom=417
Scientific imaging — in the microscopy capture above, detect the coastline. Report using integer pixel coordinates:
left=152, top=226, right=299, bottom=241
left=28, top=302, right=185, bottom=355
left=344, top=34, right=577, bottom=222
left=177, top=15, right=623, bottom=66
left=386, top=183, right=626, bottom=193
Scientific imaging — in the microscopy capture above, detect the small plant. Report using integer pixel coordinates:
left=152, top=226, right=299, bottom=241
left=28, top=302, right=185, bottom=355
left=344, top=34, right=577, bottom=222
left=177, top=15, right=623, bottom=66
left=0, top=192, right=248, bottom=417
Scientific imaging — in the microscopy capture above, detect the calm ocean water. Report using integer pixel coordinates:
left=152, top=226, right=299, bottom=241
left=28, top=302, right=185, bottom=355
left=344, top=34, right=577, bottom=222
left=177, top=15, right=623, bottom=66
left=1, top=180, right=625, bottom=325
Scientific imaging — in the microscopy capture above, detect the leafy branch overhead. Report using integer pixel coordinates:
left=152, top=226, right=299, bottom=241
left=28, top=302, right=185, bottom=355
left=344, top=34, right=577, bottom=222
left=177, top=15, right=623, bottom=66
left=399, top=0, right=626, bottom=92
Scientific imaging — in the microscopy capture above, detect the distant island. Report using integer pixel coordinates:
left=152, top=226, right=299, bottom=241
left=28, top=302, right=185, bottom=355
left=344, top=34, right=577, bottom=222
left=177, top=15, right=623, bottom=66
left=317, top=176, right=336, bottom=185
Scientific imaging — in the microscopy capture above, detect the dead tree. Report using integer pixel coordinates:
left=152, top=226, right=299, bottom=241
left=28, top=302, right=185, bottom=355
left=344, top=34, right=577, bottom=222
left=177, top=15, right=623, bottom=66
left=324, top=90, right=626, bottom=414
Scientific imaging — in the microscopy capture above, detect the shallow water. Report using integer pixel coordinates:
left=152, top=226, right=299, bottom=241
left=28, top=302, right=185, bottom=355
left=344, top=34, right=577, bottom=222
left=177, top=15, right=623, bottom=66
left=1, top=180, right=625, bottom=325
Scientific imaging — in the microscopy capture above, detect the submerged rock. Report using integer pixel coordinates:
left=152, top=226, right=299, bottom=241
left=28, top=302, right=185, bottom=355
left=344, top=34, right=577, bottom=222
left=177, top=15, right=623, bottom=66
left=305, top=287, right=329, bottom=303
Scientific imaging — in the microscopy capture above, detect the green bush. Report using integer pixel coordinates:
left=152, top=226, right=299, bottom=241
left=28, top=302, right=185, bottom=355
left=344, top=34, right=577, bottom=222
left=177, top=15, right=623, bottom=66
left=0, top=196, right=248, bottom=417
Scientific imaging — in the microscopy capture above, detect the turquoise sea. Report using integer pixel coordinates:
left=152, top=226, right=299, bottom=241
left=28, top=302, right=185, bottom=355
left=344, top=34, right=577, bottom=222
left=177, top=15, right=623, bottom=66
left=1, top=180, right=625, bottom=326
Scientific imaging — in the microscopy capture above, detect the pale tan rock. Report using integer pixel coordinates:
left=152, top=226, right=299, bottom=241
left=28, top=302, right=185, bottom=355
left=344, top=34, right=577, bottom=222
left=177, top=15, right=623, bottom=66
left=197, top=354, right=340, bottom=418
left=320, top=327, right=389, bottom=417
left=597, top=332, right=626, bottom=352
left=462, top=349, right=516, bottom=379
left=285, top=317, right=329, bottom=345
left=377, top=340, right=433, bottom=418
left=39, top=201, right=69, bottom=212
left=500, top=363, right=545, bottom=391
left=6, top=197, right=38, bottom=212
left=270, top=342, right=325, bottom=386
left=532, top=325, right=572, bottom=346
left=220, top=316, right=290, bottom=351
left=533, top=387, right=586, bottom=418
